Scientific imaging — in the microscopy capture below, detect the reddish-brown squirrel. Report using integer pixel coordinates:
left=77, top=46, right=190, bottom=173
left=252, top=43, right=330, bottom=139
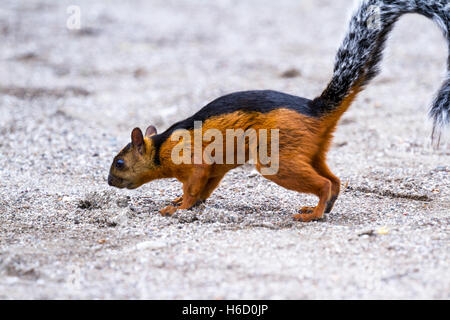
left=108, top=0, right=449, bottom=222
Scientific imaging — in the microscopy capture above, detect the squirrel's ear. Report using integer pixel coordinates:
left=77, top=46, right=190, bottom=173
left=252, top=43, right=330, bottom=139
left=131, top=127, right=144, bottom=149
left=145, top=125, right=157, bottom=137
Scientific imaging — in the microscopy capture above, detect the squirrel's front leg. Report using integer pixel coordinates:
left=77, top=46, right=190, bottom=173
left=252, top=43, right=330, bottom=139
left=160, top=165, right=211, bottom=216
left=160, top=194, right=200, bottom=216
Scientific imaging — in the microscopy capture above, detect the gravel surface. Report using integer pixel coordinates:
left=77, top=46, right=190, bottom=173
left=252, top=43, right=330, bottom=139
left=0, top=0, right=449, bottom=299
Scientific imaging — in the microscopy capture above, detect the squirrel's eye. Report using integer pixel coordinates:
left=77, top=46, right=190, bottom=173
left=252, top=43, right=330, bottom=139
left=115, top=159, right=125, bottom=169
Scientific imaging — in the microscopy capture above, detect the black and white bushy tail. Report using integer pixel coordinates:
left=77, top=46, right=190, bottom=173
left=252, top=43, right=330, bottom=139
left=312, top=0, right=449, bottom=137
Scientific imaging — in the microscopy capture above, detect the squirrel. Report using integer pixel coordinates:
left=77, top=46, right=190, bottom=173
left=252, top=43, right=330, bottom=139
left=108, top=0, right=449, bottom=222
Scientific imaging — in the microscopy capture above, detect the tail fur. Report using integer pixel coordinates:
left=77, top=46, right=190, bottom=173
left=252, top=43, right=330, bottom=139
left=312, top=0, right=449, bottom=137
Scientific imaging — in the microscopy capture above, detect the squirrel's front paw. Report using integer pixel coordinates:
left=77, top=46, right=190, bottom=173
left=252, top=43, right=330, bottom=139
left=159, top=205, right=177, bottom=216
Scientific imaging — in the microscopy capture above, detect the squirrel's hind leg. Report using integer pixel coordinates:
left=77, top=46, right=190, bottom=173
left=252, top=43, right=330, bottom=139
left=312, top=158, right=340, bottom=213
left=258, top=160, right=332, bottom=222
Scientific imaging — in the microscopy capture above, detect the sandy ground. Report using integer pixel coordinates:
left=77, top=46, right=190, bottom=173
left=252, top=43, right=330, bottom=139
left=0, top=0, right=449, bottom=299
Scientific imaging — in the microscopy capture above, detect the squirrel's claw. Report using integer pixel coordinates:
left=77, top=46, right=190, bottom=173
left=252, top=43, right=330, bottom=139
left=159, top=205, right=177, bottom=216
left=171, top=196, right=183, bottom=205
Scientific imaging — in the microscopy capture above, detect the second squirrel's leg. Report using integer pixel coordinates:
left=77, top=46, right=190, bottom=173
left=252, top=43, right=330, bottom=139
left=313, top=159, right=340, bottom=213
left=160, top=165, right=211, bottom=216
left=258, top=160, right=332, bottom=222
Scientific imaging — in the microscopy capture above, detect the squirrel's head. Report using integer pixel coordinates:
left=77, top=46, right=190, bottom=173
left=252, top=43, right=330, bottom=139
left=108, top=126, right=158, bottom=190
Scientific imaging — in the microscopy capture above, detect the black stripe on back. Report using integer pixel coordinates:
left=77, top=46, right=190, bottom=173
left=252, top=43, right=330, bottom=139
left=151, top=90, right=314, bottom=165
